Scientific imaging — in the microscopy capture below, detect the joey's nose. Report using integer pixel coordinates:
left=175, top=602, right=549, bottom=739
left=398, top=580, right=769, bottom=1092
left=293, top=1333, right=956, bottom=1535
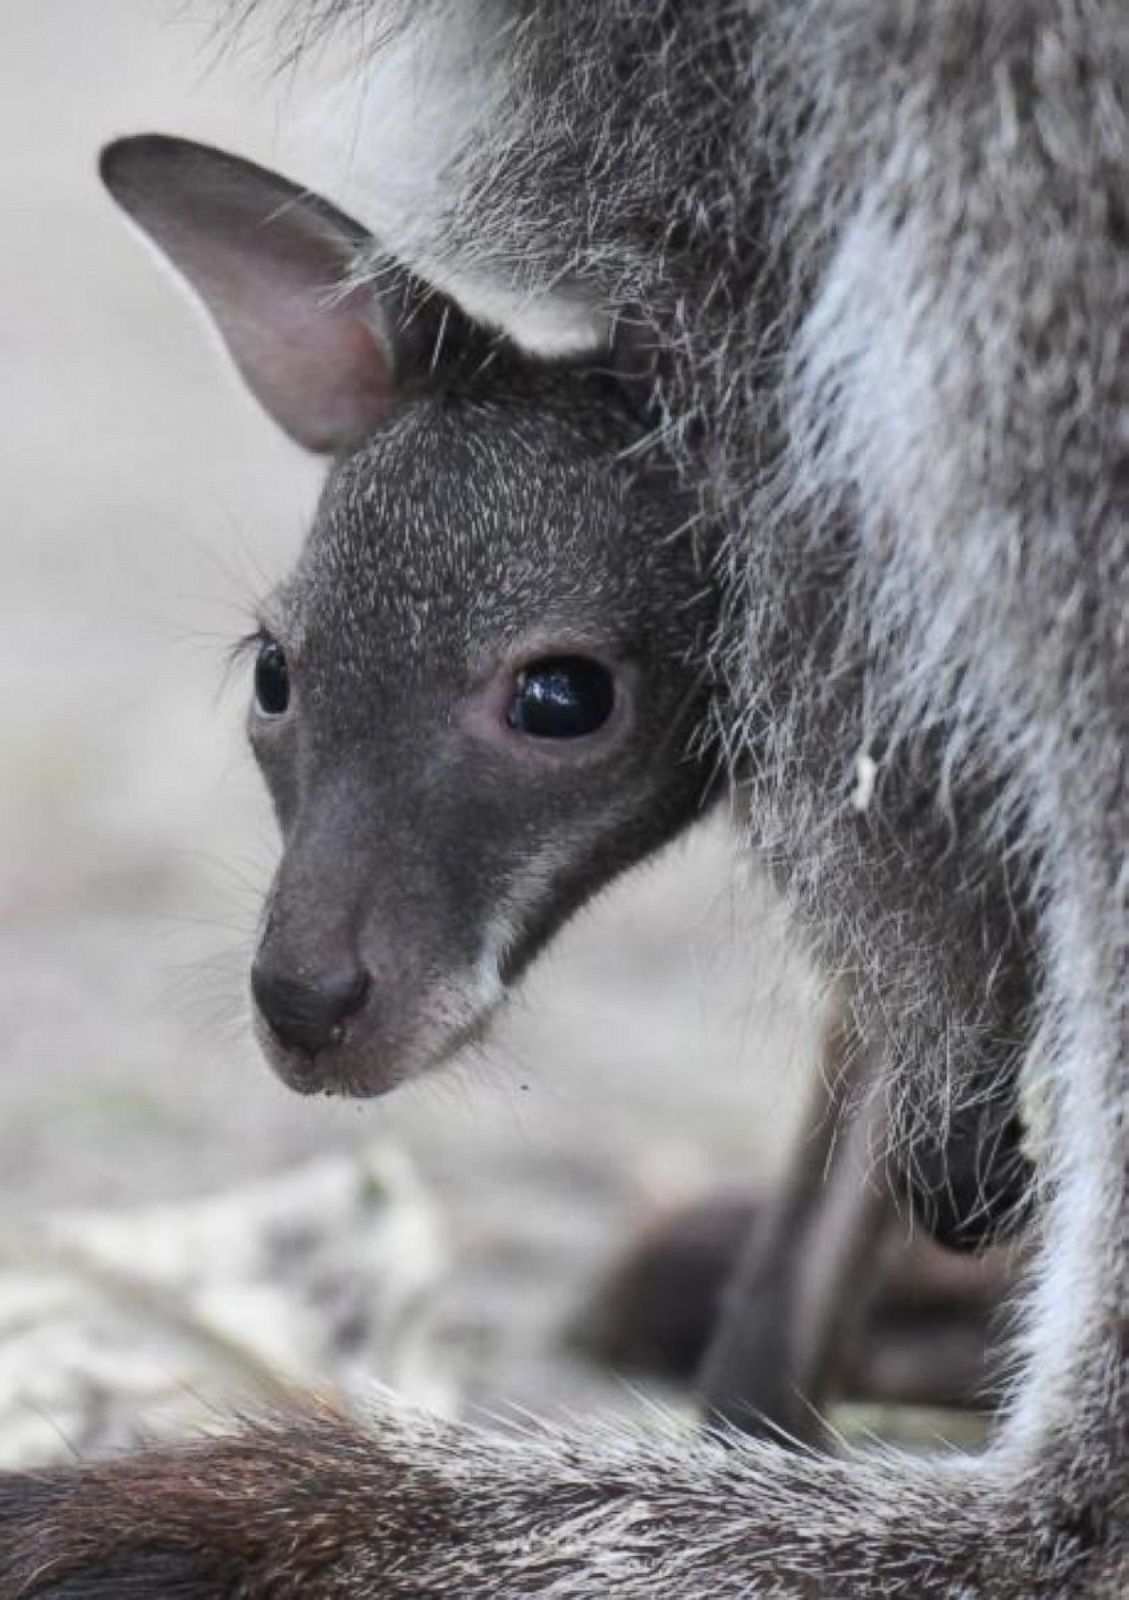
left=251, top=957, right=371, bottom=1055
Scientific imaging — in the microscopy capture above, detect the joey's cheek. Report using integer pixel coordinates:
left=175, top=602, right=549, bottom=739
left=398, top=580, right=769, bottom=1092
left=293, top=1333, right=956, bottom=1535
left=261, top=775, right=299, bottom=836
left=248, top=737, right=300, bottom=831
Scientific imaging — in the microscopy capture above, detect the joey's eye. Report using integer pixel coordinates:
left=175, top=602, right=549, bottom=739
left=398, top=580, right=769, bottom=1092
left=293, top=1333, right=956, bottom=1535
left=507, top=656, right=615, bottom=740
left=254, top=637, right=290, bottom=717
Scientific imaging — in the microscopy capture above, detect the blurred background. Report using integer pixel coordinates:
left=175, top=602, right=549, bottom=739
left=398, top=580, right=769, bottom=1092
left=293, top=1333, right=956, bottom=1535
left=0, top=0, right=823, bottom=1463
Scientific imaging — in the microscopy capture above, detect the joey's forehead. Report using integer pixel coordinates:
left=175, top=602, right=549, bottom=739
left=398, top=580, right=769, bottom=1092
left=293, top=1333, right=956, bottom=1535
left=289, top=424, right=636, bottom=659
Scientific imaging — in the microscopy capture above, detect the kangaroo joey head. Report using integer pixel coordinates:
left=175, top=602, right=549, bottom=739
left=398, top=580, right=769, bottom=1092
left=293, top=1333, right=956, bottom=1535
left=102, top=135, right=723, bottom=1097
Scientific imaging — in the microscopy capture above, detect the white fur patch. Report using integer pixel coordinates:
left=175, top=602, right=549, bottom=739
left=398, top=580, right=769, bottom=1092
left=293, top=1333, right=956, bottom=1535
left=434, top=276, right=610, bottom=359
left=850, top=749, right=878, bottom=813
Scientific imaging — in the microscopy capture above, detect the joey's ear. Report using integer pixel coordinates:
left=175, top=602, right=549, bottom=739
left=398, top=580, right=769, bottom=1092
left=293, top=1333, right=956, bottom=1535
left=100, top=135, right=451, bottom=453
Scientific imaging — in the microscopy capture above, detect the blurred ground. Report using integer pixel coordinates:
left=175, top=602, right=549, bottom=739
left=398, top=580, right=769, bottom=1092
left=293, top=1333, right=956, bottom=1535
left=0, top=1, right=822, bottom=1454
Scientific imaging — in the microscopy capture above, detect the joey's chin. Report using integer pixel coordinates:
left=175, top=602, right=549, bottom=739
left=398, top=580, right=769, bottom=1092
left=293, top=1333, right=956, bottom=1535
left=251, top=998, right=503, bottom=1100
left=252, top=1013, right=406, bottom=1099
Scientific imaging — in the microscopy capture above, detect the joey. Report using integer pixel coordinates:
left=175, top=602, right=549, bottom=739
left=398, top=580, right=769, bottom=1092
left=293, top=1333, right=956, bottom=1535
left=100, top=135, right=1029, bottom=1237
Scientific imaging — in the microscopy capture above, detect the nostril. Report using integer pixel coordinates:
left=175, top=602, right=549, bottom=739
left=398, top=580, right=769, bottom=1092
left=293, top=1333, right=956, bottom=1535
left=326, top=966, right=370, bottom=1038
left=251, top=958, right=371, bottom=1056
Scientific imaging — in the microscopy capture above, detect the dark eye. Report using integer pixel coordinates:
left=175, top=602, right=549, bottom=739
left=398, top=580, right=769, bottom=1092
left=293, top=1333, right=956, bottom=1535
left=507, top=656, right=615, bottom=740
left=254, top=637, right=290, bottom=717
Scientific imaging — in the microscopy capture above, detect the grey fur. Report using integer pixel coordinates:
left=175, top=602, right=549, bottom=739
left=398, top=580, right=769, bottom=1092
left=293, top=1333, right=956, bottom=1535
left=3, top=1, right=1128, bottom=1593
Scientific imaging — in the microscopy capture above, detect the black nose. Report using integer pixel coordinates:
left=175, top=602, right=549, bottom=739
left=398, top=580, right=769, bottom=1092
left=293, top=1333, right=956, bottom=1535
left=251, top=957, right=371, bottom=1055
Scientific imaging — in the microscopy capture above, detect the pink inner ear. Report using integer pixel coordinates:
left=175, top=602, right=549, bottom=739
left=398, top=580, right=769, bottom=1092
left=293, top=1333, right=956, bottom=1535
left=162, top=210, right=399, bottom=454
left=228, top=280, right=397, bottom=454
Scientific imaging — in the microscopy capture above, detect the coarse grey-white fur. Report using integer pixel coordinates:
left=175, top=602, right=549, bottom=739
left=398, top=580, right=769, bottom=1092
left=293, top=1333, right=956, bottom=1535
left=4, top=1, right=1128, bottom=1595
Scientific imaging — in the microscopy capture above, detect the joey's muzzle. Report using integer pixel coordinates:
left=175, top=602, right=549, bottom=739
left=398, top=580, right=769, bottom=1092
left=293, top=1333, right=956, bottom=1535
left=247, top=823, right=502, bottom=1099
